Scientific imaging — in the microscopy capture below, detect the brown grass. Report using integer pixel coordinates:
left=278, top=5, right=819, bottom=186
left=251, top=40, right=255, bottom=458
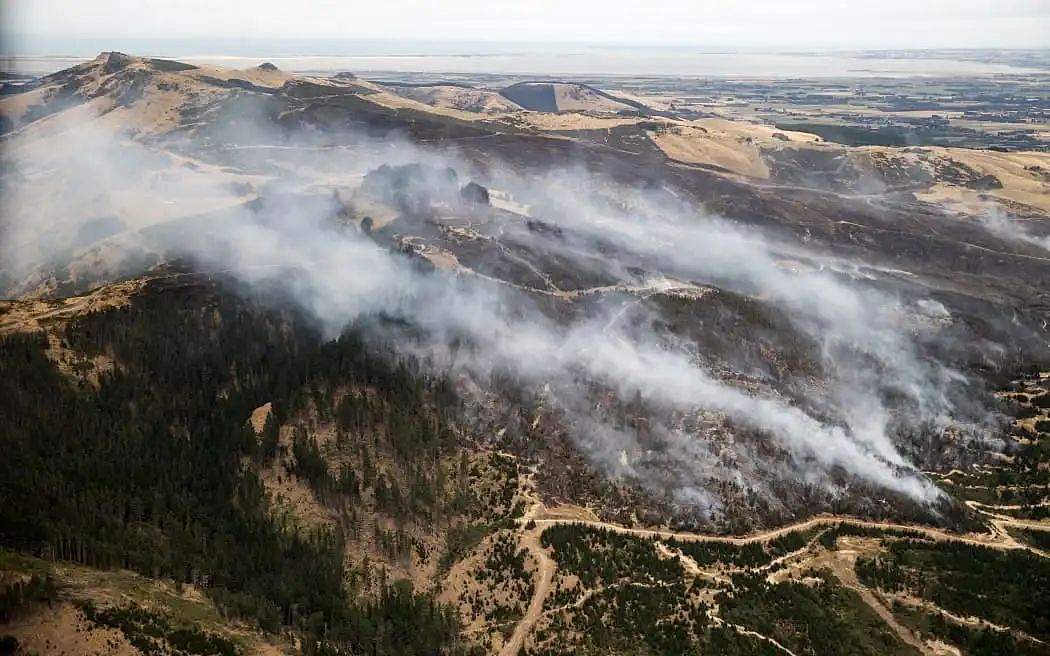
left=0, top=278, right=147, bottom=332
left=648, top=118, right=821, bottom=178
left=2, top=602, right=139, bottom=656
left=2, top=555, right=289, bottom=656
left=248, top=402, right=273, bottom=434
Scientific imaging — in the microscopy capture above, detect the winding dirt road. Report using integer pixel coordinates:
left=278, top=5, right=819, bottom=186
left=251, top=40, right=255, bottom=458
left=498, top=503, right=1050, bottom=654
left=498, top=526, right=555, bottom=656
left=710, top=616, right=800, bottom=656
left=524, top=512, right=1033, bottom=550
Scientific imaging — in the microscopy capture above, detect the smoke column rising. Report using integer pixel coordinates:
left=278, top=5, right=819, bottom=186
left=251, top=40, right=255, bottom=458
left=1, top=113, right=970, bottom=514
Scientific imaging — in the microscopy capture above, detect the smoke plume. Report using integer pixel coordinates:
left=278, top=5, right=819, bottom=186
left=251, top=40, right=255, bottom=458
left=3, top=105, right=988, bottom=517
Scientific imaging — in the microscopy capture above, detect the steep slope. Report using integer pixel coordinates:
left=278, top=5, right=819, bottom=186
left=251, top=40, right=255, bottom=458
left=2, top=277, right=1048, bottom=656
left=647, top=119, right=823, bottom=178
left=0, top=276, right=496, bottom=655
left=499, top=81, right=640, bottom=114
left=3, top=56, right=1049, bottom=508
left=386, top=83, right=524, bottom=114
left=645, top=118, right=1050, bottom=217
left=3, top=53, right=1050, bottom=655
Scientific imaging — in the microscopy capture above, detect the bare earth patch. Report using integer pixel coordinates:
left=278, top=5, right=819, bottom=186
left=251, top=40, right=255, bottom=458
left=2, top=602, right=138, bottom=656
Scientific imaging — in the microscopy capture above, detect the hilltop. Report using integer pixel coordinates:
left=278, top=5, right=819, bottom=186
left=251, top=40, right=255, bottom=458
left=498, top=81, right=641, bottom=114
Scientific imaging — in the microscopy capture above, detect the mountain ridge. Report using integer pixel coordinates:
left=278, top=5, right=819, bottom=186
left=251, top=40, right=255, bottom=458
left=2, top=52, right=1050, bottom=656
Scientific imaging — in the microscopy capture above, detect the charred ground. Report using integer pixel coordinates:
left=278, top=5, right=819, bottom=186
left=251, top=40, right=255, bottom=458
left=2, top=53, right=1050, bottom=656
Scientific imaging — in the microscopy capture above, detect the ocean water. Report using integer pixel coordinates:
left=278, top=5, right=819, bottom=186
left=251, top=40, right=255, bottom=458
left=2, top=38, right=1046, bottom=78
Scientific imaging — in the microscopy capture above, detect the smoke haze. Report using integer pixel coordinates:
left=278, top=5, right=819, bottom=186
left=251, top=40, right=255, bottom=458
left=3, top=107, right=1001, bottom=517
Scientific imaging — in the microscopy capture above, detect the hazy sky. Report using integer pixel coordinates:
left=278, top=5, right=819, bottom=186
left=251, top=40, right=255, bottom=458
left=5, top=0, right=1050, bottom=50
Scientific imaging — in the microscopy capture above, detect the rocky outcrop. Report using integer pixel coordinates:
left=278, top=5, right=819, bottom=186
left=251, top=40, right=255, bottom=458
left=100, top=51, right=133, bottom=74
left=460, top=181, right=490, bottom=206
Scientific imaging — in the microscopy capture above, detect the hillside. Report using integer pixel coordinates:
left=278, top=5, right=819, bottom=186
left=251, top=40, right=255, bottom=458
left=387, top=83, right=524, bottom=114
left=2, top=53, right=1050, bottom=656
left=3, top=276, right=1047, bottom=656
left=499, top=81, right=639, bottom=114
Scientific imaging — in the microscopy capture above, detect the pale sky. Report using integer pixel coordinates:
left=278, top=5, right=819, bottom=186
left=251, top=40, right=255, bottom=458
left=4, top=0, right=1050, bottom=51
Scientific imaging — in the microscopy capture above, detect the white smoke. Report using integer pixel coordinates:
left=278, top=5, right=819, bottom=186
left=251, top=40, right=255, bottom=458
left=1, top=104, right=960, bottom=514
left=980, top=207, right=1050, bottom=253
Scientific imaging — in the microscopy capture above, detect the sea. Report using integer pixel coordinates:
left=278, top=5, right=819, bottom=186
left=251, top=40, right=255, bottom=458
left=2, top=37, right=1047, bottom=78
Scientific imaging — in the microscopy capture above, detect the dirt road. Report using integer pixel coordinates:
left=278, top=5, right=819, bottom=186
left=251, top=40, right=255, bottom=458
left=498, top=527, right=555, bottom=656
left=523, top=512, right=1033, bottom=551
left=817, top=542, right=930, bottom=654
left=497, top=504, right=1049, bottom=652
